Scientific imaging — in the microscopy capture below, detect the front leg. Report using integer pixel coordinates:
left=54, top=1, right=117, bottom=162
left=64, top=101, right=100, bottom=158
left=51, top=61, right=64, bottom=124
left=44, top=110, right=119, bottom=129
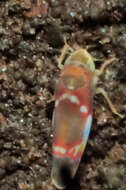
left=57, top=37, right=73, bottom=69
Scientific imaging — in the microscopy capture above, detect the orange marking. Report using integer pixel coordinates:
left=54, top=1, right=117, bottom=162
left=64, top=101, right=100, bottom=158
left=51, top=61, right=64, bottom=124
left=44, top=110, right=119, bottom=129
left=58, top=122, right=68, bottom=141
left=62, top=65, right=85, bottom=79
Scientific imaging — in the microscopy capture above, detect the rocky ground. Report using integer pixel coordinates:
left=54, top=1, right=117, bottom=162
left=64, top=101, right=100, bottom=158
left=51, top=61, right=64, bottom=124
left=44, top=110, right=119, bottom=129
left=0, top=0, right=126, bottom=190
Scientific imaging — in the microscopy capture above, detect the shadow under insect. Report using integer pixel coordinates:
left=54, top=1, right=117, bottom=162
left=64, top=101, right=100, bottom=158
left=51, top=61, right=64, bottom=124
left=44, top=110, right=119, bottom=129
left=59, top=165, right=81, bottom=190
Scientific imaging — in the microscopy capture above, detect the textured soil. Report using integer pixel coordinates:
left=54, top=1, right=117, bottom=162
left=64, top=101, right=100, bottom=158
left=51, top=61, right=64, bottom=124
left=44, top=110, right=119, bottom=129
left=0, top=0, right=126, bottom=190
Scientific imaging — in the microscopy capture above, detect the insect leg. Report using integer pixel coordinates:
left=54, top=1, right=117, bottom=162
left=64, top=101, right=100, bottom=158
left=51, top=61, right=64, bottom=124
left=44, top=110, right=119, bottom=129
left=57, top=37, right=73, bottom=69
left=95, top=57, right=117, bottom=76
left=95, top=87, right=124, bottom=118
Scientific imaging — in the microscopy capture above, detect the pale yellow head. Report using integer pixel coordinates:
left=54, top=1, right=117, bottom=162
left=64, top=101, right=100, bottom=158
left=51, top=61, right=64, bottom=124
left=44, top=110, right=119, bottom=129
left=65, top=49, right=95, bottom=73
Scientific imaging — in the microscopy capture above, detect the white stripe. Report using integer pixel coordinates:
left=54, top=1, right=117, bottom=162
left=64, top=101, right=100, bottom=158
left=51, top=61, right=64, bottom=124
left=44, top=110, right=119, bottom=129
left=53, top=146, right=66, bottom=154
left=80, top=105, right=88, bottom=114
left=56, top=93, right=80, bottom=106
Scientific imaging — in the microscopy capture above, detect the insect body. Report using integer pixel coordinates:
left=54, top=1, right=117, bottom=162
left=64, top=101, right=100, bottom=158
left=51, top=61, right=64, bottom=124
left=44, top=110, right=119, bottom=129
left=51, top=48, right=123, bottom=189
left=51, top=49, right=96, bottom=189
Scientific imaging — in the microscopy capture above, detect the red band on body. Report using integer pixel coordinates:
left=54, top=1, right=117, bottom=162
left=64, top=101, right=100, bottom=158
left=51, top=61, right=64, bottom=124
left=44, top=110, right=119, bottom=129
left=52, top=140, right=85, bottom=160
